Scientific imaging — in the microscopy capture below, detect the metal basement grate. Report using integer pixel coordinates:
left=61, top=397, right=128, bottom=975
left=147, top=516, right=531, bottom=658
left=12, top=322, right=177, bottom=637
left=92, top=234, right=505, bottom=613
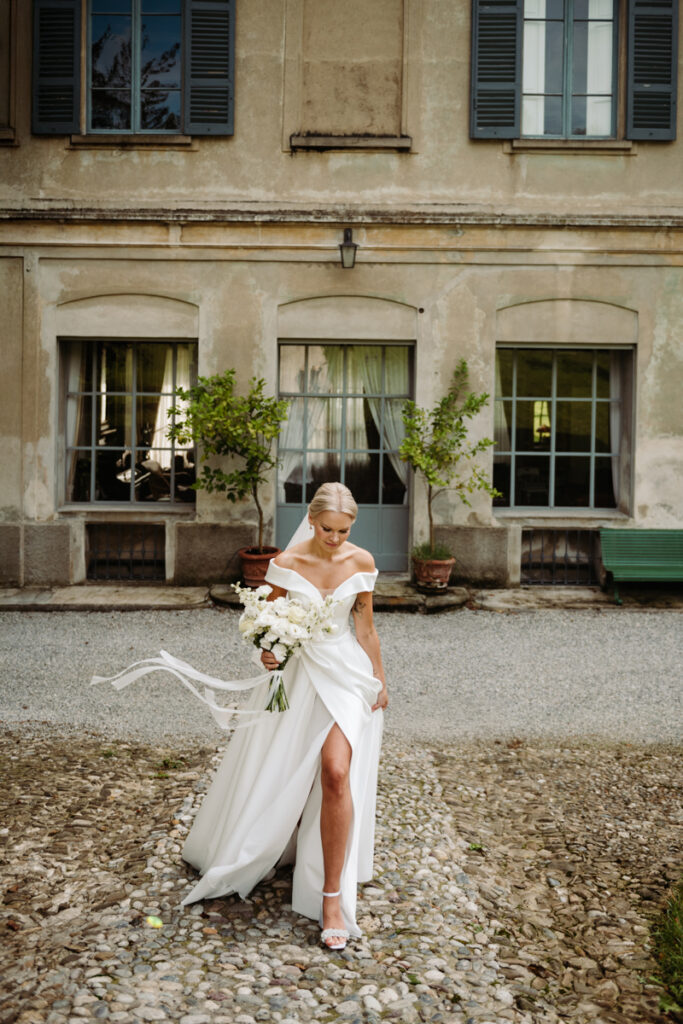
left=87, top=523, right=165, bottom=581
left=521, top=529, right=599, bottom=586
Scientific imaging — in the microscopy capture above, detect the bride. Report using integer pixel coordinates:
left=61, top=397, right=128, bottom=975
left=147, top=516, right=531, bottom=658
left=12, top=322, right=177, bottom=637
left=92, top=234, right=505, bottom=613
left=180, top=482, right=389, bottom=950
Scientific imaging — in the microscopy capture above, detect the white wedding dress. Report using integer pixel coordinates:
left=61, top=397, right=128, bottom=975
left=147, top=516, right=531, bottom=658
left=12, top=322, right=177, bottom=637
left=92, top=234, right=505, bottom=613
left=180, top=562, right=384, bottom=937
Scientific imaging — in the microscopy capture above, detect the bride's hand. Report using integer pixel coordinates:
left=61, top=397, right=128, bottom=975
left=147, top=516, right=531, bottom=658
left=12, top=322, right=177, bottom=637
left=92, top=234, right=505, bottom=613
left=372, top=684, right=388, bottom=712
left=261, top=650, right=279, bottom=671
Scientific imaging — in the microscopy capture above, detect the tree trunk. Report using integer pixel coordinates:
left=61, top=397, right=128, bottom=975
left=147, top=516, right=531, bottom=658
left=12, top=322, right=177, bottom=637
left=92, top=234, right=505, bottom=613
left=252, top=484, right=264, bottom=552
left=427, top=483, right=434, bottom=554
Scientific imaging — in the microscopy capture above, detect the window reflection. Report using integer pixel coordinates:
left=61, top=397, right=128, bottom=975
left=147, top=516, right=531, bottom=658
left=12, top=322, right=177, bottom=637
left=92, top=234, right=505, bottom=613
left=494, top=347, right=627, bottom=509
left=90, top=4, right=181, bottom=132
left=65, top=341, right=196, bottom=504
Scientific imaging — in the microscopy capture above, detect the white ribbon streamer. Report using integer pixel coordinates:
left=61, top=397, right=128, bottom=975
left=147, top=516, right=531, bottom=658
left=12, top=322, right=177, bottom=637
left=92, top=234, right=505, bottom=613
left=91, top=649, right=284, bottom=730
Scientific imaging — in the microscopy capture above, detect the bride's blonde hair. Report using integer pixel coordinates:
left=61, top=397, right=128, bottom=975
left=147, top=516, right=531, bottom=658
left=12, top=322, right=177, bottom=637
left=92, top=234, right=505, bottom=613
left=308, top=482, right=358, bottom=522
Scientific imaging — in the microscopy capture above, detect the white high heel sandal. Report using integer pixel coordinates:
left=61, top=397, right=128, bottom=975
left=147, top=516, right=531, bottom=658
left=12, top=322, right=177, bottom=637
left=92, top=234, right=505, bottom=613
left=320, top=891, right=349, bottom=951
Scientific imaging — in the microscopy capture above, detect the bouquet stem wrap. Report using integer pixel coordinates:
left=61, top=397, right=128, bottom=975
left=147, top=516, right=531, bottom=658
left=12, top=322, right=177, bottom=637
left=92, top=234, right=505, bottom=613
left=265, top=669, right=290, bottom=713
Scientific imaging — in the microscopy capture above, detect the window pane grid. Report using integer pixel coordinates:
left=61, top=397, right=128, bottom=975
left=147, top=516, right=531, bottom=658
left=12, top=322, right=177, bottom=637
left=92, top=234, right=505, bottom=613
left=494, top=348, right=622, bottom=509
left=89, top=0, right=181, bottom=134
left=277, top=343, right=411, bottom=507
left=65, top=341, right=196, bottom=504
left=522, top=0, right=616, bottom=139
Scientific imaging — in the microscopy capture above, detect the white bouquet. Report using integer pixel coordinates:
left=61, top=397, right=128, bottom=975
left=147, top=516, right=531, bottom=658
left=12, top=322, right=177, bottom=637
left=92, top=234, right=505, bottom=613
left=233, top=584, right=338, bottom=712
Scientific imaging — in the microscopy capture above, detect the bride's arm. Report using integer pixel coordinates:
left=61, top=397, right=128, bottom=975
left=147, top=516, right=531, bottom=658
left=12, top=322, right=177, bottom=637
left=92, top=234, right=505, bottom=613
left=352, top=592, right=389, bottom=712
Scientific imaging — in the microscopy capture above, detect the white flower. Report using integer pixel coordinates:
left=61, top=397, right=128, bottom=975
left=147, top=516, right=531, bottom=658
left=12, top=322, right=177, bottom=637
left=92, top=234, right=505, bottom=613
left=234, top=587, right=339, bottom=711
left=271, top=643, right=287, bottom=662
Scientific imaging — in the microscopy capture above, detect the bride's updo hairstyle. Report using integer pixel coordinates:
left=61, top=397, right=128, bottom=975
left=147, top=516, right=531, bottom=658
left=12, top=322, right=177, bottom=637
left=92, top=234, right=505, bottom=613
left=308, top=482, right=358, bottom=522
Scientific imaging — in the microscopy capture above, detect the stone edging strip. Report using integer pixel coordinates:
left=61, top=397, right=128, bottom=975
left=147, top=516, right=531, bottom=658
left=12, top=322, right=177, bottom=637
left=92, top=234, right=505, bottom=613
left=0, top=583, right=681, bottom=612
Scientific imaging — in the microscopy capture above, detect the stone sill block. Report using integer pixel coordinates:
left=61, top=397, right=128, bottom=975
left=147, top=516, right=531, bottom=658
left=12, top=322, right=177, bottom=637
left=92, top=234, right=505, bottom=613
left=504, top=139, right=636, bottom=156
left=290, top=135, right=412, bottom=151
left=0, top=586, right=211, bottom=611
left=69, top=134, right=195, bottom=150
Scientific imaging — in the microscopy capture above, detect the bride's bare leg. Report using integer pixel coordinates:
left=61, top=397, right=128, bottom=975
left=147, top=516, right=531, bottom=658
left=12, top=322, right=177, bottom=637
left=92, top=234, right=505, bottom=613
left=320, top=723, right=352, bottom=936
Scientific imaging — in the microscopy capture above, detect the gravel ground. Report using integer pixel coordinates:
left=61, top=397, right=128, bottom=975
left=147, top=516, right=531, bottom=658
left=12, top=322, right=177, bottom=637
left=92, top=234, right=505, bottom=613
left=0, top=607, right=681, bottom=744
left=1, top=607, right=681, bottom=1024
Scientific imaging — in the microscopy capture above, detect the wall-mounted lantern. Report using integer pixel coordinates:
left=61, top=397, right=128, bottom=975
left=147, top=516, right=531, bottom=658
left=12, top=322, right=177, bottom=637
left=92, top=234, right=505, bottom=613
left=339, top=228, right=358, bottom=269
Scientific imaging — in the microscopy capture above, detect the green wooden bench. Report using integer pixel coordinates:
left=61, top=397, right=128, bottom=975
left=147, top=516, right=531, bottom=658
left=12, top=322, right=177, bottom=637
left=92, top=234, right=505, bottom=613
left=600, top=528, right=683, bottom=604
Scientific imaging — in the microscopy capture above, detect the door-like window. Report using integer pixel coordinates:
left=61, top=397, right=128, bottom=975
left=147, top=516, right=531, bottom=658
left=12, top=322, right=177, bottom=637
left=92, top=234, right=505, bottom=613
left=277, top=343, right=413, bottom=570
left=493, top=347, right=631, bottom=509
left=63, top=340, right=197, bottom=503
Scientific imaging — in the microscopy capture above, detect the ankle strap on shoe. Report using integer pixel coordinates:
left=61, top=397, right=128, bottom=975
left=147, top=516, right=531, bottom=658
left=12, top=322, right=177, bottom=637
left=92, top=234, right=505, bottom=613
left=322, top=890, right=341, bottom=897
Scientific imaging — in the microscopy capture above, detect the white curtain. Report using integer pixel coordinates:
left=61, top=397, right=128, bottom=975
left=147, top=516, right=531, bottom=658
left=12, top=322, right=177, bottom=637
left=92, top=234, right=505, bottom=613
left=350, top=347, right=408, bottom=497
left=609, top=352, right=621, bottom=504
left=148, top=344, right=194, bottom=470
left=65, top=342, right=89, bottom=500
left=585, top=12, right=613, bottom=136
left=494, top=354, right=511, bottom=451
left=278, top=400, right=307, bottom=503
left=151, top=347, right=175, bottom=469
left=522, top=16, right=546, bottom=136
left=278, top=348, right=343, bottom=502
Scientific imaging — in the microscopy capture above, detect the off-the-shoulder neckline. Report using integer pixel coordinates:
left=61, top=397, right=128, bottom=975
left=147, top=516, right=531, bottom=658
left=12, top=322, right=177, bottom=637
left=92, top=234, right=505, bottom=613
left=268, top=563, right=377, bottom=599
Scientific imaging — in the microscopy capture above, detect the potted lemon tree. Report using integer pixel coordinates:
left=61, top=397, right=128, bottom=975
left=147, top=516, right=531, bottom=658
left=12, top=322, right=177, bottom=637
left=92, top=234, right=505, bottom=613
left=399, top=359, right=500, bottom=591
left=168, top=369, right=289, bottom=586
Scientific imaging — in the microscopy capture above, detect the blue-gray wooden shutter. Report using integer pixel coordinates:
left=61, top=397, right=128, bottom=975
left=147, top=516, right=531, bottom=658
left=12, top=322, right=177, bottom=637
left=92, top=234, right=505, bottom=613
left=184, top=0, right=235, bottom=135
left=32, top=0, right=81, bottom=134
left=627, top=0, right=678, bottom=140
left=470, top=0, right=522, bottom=139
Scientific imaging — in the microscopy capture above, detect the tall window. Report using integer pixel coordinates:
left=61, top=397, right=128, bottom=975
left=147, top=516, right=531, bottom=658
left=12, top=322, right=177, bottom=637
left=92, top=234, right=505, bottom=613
left=278, top=344, right=412, bottom=506
left=470, top=0, right=679, bottom=142
left=522, top=0, right=616, bottom=137
left=32, top=0, right=235, bottom=136
left=63, top=340, right=197, bottom=503
left=493, top=348, right=630, bottom=509
left=90, top=0, right=182, bottom=132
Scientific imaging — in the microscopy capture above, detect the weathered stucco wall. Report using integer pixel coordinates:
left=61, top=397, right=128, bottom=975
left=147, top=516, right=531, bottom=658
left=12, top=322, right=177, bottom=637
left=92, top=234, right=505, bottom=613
left=2, top=1, right=683, bottom=213
left=1, top=224, right=681, bottom=559
left=0, top=257, right=22, bottom=520
left=1, top=1, right=681, bottom=586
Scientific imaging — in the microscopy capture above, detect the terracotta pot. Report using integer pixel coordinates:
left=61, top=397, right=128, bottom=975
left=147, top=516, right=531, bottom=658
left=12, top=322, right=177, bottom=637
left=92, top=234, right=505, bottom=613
left=238, top=546, right=280, bottom=588
left=413, top=555, right=455, bottom=592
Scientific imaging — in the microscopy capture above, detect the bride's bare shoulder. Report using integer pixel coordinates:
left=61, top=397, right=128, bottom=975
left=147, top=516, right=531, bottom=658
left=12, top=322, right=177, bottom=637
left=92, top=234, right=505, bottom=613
left=273, top=544, right=308, bottom=569
left=347, top=544, right=376, bottom=573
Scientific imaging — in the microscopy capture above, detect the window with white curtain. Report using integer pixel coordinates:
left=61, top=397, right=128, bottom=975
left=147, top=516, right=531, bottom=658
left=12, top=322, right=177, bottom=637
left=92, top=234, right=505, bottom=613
left=493, top=347, right=632, bottom=509
left=277, top=343, right=413, bottom=507
left=522, top=0, right=616, bottom=138
left=63, top=340, right=197, bottom=503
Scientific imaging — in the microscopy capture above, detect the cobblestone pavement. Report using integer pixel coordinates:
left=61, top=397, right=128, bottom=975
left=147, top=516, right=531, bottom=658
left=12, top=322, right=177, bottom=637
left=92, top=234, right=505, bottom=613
left=1, top=726, right=679, bottom=1024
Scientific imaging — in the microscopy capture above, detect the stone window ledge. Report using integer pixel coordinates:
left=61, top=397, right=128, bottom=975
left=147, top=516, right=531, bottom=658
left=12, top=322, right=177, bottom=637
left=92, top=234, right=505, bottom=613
left=0, top=127, right=16, bottom=145
left=494, top=509, right=631, bottom=526
left=290, top=134, right=412, bottom=152
left=69, top=134, right=196, bottom=150
left=58, top=504, right=196, bottom=518
left=504, top=139, right=636, bottom=156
